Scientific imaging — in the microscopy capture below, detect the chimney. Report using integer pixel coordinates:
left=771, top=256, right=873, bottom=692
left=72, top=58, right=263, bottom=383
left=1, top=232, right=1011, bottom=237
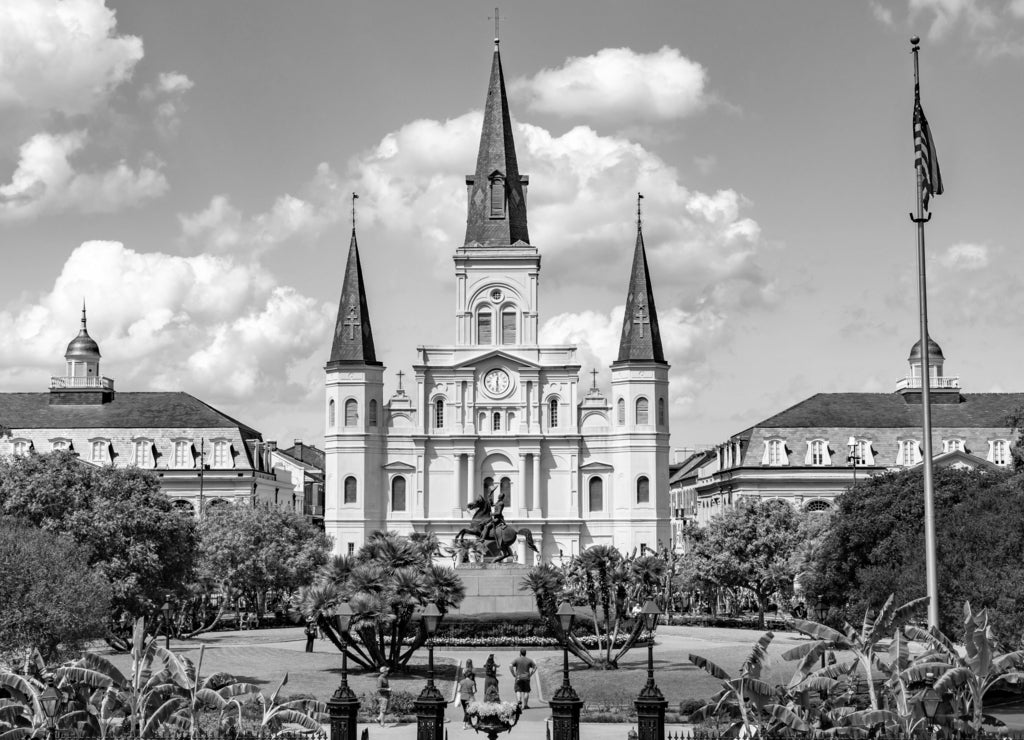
left=266, top=440, right=277, bottom=451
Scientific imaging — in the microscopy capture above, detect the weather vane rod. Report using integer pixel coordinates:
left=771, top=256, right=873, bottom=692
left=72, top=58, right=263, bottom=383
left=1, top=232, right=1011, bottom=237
left=637, top=192, right=644, bottom=227
left=489, top=7, right=506, bottom=46
left=351, top=192, right=359, bottom=231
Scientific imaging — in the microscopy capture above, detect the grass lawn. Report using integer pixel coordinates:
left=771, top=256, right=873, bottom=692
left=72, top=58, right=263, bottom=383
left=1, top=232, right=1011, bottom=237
left=536, top=638, right=796, bottom=713
left=99, top=643, right=458, bottom=703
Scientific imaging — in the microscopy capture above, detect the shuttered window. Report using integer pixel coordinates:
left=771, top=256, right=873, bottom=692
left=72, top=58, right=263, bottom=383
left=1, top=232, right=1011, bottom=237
left=636, top=398, right=649, bottom=425
left=501, top=310, right=516, bottom=344
left=478, top=310, right=492, bottom=344
left=490, top=178, right=505, bottom=217
left=344, top=399, right=358, bottom=426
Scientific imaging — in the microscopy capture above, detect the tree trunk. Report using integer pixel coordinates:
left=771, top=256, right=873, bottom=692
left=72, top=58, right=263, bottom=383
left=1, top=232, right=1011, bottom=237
left=756, top=592, right=767, bottom=630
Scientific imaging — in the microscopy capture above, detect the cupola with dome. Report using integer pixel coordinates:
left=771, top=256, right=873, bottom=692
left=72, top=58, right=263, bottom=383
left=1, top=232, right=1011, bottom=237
left=50, top=303, right=115, bottom=405
left=896, top=334, right=960, bottom=402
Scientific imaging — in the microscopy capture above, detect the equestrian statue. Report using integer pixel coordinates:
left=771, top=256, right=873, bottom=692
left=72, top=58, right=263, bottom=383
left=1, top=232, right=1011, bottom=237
left=456, top=482, right=538, bottom=563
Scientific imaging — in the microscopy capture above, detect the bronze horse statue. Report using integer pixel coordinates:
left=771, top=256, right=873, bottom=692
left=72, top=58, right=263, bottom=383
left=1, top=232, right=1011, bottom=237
left=456, top=488, right=538, bottom=563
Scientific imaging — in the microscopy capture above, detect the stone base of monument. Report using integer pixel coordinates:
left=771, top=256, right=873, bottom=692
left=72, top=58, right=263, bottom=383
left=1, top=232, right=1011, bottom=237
left=447, top=562, right=536, bottom=616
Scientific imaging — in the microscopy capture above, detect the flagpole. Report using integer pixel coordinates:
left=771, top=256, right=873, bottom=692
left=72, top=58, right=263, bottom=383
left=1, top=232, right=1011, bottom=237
left=910, top=35, right=940, bottom=629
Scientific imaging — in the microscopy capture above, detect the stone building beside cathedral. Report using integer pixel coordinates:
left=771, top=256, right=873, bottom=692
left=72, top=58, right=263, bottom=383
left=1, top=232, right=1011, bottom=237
left=323, top=40, right=671, bottom=561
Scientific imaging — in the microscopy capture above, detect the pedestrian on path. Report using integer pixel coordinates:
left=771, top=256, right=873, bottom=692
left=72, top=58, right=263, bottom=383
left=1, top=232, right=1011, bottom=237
left=376, top=667, right=391, bottom=726
left=509, top=648, right=537, bottom=708
left=304, top=619, right=317, bottom=652
left=458, top=670, right=477, bottom=728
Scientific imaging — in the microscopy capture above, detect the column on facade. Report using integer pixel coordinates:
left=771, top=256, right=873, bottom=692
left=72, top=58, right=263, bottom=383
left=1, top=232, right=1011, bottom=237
left=517, top=453, right=527, bottom=518
left=454, top=452, right=464, bottom=516
left=532, top=452, right=540, bottom=516
left=467, top=451, right=476, bottom=506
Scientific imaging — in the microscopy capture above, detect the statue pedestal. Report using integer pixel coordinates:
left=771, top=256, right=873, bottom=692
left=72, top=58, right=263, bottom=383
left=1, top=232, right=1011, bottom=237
left=448, top=563, right=536, bottom=616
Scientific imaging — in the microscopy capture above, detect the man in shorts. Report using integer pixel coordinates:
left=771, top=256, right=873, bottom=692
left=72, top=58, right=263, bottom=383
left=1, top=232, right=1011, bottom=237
left=376, top=666, right=391, bottom=726
left=509, top=648, right=537, bottom=709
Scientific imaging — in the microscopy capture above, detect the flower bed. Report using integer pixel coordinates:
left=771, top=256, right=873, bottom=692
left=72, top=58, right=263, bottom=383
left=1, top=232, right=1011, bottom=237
left=467, top=700, right=522, bottom=725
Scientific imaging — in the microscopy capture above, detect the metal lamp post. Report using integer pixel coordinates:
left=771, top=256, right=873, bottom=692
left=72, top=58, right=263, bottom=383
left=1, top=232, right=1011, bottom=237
left=39, top=677, right=61, bottom=740
left=414, top=603, right=446, bottom=740
left=161, top=598, right=175, bottom=649
left=327, top=602, right=359, bottom=740
left=549, top=600, right=583, bottom=740
left=634, top=599, right=667, bottom=740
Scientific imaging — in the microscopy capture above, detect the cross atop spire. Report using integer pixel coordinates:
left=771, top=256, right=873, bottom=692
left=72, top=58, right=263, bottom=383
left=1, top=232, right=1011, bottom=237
left=328, top=223, right=381, bottom=367
left=462, top=32, right=529, bottom=248
left=615, top=210, right=665, bottom=364
left=489, top=7, right=506, bottom=49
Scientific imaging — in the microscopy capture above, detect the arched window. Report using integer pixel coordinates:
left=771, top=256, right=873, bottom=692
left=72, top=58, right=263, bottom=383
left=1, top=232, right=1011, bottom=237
left=328, top=399, right=336, bottom=426
left=484, top=476, right=494, bottom=494
left=91, top=440, right=108, bottom=463
left=501, top=309, right=516, bottom=344
left=477, top=308, right=492, bottom=344
left=500, top=477, right=511, bottom=501
left=434, top=398, right=445, bottom=429
left=344, top=399, right=358, bottom=426
left=589, top=477, right=603, bottom=512
left=549, top=397, right=559, bottom=428
left=368, top=400, right=378, bottom=427
left=492, top=411, right=502, bottom=432
left=805, top=500, right=832, bottom=513
left=658, top=398, right=666, bottom=425
left=391, top=476, right=407, bottom=512
left=810, top=440, right=827, bottom=466
left=767, top=440, right=785, bottom=466
left=636, top=475, right=650, bottom=504
left=617, top=398, right=625, bottom=425
left=636, top=397, right=649, bottom=425
left=344, top=476, right=357, bottom=504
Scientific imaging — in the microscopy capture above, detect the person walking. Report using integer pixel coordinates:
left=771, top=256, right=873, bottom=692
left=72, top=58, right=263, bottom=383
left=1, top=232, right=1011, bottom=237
left=376, top=667, right=392, bottom=726
left=509, top=648, right=537, bottom=709
left=458, top=670, right=477, bottom=729
left=304, top=619, right=317, bottom=653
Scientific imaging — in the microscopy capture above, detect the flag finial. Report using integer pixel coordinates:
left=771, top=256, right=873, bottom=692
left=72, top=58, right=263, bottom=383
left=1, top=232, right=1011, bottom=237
left=351, top=192, right=359, bottom=231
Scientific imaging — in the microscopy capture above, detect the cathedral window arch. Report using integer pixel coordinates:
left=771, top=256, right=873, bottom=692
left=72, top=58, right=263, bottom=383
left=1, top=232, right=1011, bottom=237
left=636, top=475, right=650, bottom=504
left=344, top=399, right=358, bottom=426
left=391, top=476, right=407, bottom=512
left=636, top=397, right=649, bottom=425
left=434, top=398, right=445, bottom=429
left=328, top=399, right=335, bottom=427
left=477, top=308, right=493, bottom=344
left=658, top=398, right=666, bottom=426
left=492, top=411, right=502, bottom=432
left=500, top=307, right=517, bottom=344
left=588, top=476, right=603, bottom=512
left=616, top=398, right=625, bottom=425
left=548, top=397, right=559, bottom=429
left=368, top=399, right=378, bottom=427
left=344, top=476, right=357, bottom=504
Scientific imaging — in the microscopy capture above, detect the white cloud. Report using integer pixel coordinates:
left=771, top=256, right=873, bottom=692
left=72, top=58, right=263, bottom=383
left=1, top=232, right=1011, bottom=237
left=0, top=0, right=143, bottom=116
left=0, top=241, right=332, bottom=404
left=180, top=163, right=344, bottom=253
left=512, top=46, right=709, bottom=126
left=938, top=242, right=990, bottom=270
left=0, top=131, right=167, bottom=221
left=910, top=0, right=996, bottom=39
left=1012, top=0, right=1024, bottom=18
left=871, top=1, right=895, bottom=25
left=141, top=71, right=195, bottom=138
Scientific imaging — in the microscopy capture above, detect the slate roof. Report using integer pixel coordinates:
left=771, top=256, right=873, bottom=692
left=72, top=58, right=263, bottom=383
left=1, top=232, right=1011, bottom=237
left=328, top=227, right=381, bottom=366
left=750, top=392, right=1024, bottom=429
left=615, top=222, right=666, bottom=364
left=669, top=449, right=715, bottom=484
left=279, top=443, right=325, bottom=471
left=0, top=391, right=261, bottom=435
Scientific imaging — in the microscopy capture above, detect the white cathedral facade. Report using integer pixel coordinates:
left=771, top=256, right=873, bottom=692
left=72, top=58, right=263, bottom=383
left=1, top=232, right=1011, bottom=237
left=323, top=39, right=671, bottom=562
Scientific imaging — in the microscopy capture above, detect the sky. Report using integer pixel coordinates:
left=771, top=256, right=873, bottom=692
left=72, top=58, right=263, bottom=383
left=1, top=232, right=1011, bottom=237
left=2, top=0, right=1024, bottom=457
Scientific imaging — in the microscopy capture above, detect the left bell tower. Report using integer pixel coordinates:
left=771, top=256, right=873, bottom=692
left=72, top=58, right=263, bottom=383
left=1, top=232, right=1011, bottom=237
left=324, top=214, right=386, bottom=556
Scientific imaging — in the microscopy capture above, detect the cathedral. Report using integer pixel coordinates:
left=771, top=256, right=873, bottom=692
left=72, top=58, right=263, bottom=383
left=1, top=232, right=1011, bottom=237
left=322, top=38, right=671, bottom=562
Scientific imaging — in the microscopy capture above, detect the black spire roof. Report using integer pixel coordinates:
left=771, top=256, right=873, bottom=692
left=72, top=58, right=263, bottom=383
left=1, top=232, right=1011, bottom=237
left=328, top=228, right=381, bottom=367
left=615, top=221, right=666, bottom=364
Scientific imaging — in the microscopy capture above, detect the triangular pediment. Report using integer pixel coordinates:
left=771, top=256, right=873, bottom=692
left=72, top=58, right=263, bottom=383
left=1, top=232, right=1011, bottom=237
left=913, top=450, right=999, bottom=471
left=580, top=461, right=614, bottom=473
left=452, top=349, right=541, bottom=370
left=382, top=461, right=417, bottom=472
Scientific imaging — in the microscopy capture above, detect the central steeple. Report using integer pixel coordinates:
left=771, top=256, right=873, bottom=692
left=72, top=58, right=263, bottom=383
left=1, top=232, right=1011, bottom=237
left=463, top=39, right=530, bottom=247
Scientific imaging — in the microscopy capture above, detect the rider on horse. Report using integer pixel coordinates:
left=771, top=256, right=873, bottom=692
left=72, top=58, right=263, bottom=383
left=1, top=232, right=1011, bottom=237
left=480, top=488, right=506, bottom=543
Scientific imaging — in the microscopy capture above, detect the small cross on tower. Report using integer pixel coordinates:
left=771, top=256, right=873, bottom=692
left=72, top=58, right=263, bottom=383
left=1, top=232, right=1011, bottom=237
left=633, top=303, right=650, bottom=339
left=397, top=370, right=405, bottom=391
left=343, top=304, right=360, bottom=339
left=590, top=368, right=599, bottom=390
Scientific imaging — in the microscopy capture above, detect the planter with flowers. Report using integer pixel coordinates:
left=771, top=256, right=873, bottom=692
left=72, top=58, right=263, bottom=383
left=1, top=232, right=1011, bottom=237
left=466, top=700, right=522, bottom=739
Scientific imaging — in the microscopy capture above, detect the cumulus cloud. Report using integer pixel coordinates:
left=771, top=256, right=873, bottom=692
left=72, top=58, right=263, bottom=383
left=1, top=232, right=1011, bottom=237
left=938, top=242, right=990, bottom=270
left=511, top=46, right=710, bottom=126
left=871, top=2, right=895, bottom=25
left=0, top=131, right=167, bottom=221
left=909, top=0, right=997, bottom=40
left=0, top=241, right=332, bottom=403
left=140, top=71, right=195, bottom=138
left=0, top=0, right=143, bottom=116
left=180, top=163, right=344, bottom=253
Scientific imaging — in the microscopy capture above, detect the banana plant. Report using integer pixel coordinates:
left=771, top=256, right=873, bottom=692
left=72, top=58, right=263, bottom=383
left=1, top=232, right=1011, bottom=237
left=783, top=594, right=928, bottom=710
left=905, top=602, right=1024, bottom=734
left=0, top=673, right=67, bottom=740
left=252, top=674, right=326, bottom=736
left=689, top=632, right=809, bottom=737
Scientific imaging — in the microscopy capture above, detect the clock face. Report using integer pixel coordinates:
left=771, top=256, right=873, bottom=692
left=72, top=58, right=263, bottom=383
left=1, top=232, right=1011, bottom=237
left=483, top=368, right=511, bottom=395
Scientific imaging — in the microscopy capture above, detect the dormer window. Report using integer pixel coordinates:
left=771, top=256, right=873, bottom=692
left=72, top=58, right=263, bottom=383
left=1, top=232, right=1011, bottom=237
left=173, top=440, right=195, bottom=469
left=897, top=439, right=922, bottom=466
left=50, top=438, right=72, bottom=453
left=89, top=439, right=110, bottom=464
left=943, top=438, right=965, bottom=453
left=489, top=173, right=506, bottom=218
left=132, top=438, right=155, bottom=469
left=762, top=439, right=788, bottom=467
left=806, top=439, right=831, bottom=466
left=11, top=439, right=32, bottom=458
left=990, top=439, right=1010, bottom=467
left=212, top=439, right=234, bottom=469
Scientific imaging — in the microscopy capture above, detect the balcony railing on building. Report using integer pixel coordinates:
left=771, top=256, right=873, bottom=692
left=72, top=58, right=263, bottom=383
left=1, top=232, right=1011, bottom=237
left=49, top=376, right=115, bottom=390
left=895, top=375, right=960, bottom=390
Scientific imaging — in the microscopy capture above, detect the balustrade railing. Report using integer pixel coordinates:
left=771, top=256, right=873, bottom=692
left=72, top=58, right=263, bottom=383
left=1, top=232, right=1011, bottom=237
left=895, top=375, right=959, bottom=390
left=49, top=376, right=114, bottom=390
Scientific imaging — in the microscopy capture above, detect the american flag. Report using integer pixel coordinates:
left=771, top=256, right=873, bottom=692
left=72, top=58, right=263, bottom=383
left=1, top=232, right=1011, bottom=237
left=913, top=95, right=943, bottom=213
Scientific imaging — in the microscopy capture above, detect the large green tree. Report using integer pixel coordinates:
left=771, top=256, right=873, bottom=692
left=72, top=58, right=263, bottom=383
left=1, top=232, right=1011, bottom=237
left=0, top=452, right=197, bottom=629
left=808, top=466, right=1024, bottom=643
left=685, top=497, right=806, bottom=628
left=196, top=502, right=332, bottom=614
left=0, top=518, right=112, bottom=661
